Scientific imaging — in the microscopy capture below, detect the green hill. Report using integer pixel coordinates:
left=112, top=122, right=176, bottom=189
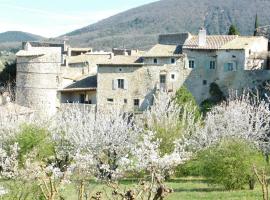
left=61, top=0, right=270, bottom=50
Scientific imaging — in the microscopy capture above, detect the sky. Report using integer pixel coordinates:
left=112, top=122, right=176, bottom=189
left=0, top=0, right=158, bottom=38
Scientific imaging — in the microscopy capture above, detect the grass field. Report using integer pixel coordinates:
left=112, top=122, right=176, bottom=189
left=60, top=177, right=263, bottom=200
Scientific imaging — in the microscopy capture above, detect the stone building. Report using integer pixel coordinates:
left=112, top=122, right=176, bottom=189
left=15, top=29, right=270, bottom=115
left=96, top=30, right=269, bottom=111
left=16, top=42, right=63, bottom=116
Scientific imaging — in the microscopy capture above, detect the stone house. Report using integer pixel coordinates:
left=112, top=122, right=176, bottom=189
left=15, top=30, right=270, bottom=115
left=96, top=30, right=269, bottom=111
left=181, top=29, right=269, bottom=101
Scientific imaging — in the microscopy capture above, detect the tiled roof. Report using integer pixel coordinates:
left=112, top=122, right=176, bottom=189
left=60, top=75, right=97, bottom=92
left=183, top=35, right=238, bottom=50
left=220, top=36, right=267, bottom=50
left=98, top=55, right=143, bottom=66
left=69, top=47, right=92, bottom=52
left=16, top=50, right=45, bottom=57
left=67, top=54, right=111, bottom=64
left=144, top=44, right=183, bottom=57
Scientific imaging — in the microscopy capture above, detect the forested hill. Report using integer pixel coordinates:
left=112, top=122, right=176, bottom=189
left=0, top=31, right=45, bottom=51
left=61, top=0, right=270, bottom=50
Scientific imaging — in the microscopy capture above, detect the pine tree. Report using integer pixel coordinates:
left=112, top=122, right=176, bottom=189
left=228, top=24, right=240, bottom=35
left=254, top=14, right=259, bottom=36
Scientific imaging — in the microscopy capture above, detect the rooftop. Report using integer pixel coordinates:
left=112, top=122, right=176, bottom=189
left=183, top=35, right=238, bottom=50
left=144, top=44, right=183, bottom=57
left=220, top=36, right=267, bottom=50
left=98, top=55, right=143, bottom=66
left=67, top=53, right=111, bottom=64
left=59, top=75, right=97, bottom=92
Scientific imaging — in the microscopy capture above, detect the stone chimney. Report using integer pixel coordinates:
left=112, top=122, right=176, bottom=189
left=198, top=28, right=207, bottom=47
left=110, top=52, right=114, bottom=59
left=24, top=42, right=32, bottom=51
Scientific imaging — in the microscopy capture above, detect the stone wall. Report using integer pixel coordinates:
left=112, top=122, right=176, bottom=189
left=16, top=51, right=61, bottom=116
left=97, top=57, right=185, bottom=112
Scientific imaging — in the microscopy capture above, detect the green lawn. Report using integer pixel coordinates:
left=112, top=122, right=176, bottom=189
left=61, top=177, right=263, bottom=200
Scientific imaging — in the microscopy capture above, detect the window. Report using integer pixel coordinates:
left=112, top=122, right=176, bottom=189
left=154, top=58, right=158, bottom=64
left=107, top=98, right=114, bottom=102
left=124, top=99, right=128, bottom=104
left=210, top=61, right=216, bottom=69
left=171, top=74, right=175, bottom=80
left=226, top=63, right=234, bottom=71
left=134, top=99, right=140, bottom=106
left=117, top=79, right=124, bottom=89
left=79, top=94, right=85, bottom=103
left=160, top=75, right=166, bottom=84
left=189, top=60, right=195, bottom=68
left=171, top=58, right=175, bottom=64
left=203, top=80, right=207, bottom=85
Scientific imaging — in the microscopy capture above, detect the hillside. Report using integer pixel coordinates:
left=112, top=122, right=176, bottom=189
left=0, top=31, right=45, bottom=52
left=62, top=0, right=270, bottom=50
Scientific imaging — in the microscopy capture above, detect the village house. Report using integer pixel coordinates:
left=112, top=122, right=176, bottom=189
left=14, top=29, right=270, bottom=115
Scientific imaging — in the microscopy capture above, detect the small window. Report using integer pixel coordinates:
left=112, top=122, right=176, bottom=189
left=171, top=74, right=175, bottom=80
left=189, top=60, right=195, bottom=69
left=107, top=98, right=114, bottom=102
left=124, top=99, right=128, bottom=104
left=203, top=80, right=207, bottom=85
left=227, top=63, right=234, bottom=71
left=119, top=68, right=122, bottom=72
left=210, top=61, right=216, bottom=69
left=160, top=75, right=166, bottom=84
left=154, top=58, right=158, bottom=64
left=117, top=79, right=124, bottom=89
left=134, top=99, right=140, bottom=106
left=171, top=58, right=175, bottom=64
left=224, top=63, right=235, bottom=72
left=249, top=49, right=252, bottom=55
left=79, top=94, right=86, bottom=104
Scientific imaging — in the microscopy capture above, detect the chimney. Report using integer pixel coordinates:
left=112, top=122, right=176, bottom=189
left=198, top=28, right=207, bottom=47
left=24, top=42, right=32, bottom=51
left=110, top=52, right=114, bottom=59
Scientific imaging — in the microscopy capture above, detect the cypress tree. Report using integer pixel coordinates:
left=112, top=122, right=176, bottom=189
left=254, top=14, right=259, bottom=36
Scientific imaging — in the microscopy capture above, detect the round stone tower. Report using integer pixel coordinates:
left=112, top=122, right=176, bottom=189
left=16, top=42, right=62, bottom=116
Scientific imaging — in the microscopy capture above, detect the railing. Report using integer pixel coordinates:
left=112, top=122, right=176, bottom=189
left=60, top=103, right=96, bottom=113
left=156, top=83, right=174, bottom=92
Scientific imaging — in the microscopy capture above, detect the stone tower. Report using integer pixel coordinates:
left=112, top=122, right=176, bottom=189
left=16, top=42, right=64, bottom=116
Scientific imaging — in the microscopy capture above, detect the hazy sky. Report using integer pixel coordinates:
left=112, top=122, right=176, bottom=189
left=0, top=0, right=158, bottom=37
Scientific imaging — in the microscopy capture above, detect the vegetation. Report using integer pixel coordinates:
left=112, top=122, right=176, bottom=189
left=62, top=0, right=270, bottom=50
left=1, top=91, right=270, bottom=199
left=228, top=24, right=240, bottom=35
left=198, top=139, right=265, bottom=190
left=200, top=82, right=224, bottom=114
left=0, top=61, right=16, bottom=84
left=254, top=13, right=259, bottom=36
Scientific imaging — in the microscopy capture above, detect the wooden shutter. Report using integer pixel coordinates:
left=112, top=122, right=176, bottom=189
left=112, top=79, right=117, bottom=90
left=124, top=79, right=128, bottom=90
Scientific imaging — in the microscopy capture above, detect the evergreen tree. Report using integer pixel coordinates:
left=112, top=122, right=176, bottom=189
left=228, top=24, right=240, bottom=35
left=254, top=14, right=259, bottom=36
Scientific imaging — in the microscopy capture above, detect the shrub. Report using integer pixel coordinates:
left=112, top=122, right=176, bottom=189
left=16, top=125, right=55, bottom=165
left=174, top=86, right=201, bottom=119
left=198, top=139, right=265, bottom=190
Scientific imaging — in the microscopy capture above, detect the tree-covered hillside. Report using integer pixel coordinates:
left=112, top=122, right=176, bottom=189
left=62, top=0, right=270, bottom=50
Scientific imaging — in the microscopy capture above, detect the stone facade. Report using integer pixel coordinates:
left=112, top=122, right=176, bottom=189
left=16, top=44, right=62, bottom=116
left=15, top=31, right=270, bottom=115
left=97, top=56, right=185, bottom=111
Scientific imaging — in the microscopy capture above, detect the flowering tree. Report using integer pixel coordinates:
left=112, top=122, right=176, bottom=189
left=143, top=91, right=201, bottom=156
left=187, top=91, right=270, bottom=153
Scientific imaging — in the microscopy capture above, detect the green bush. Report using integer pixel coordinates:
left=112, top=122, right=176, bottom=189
left=174, top=86, right=201, bottom=119
left=198, top=139, right=266, bottom=190
left=16, top=124, right=55, bottom=165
